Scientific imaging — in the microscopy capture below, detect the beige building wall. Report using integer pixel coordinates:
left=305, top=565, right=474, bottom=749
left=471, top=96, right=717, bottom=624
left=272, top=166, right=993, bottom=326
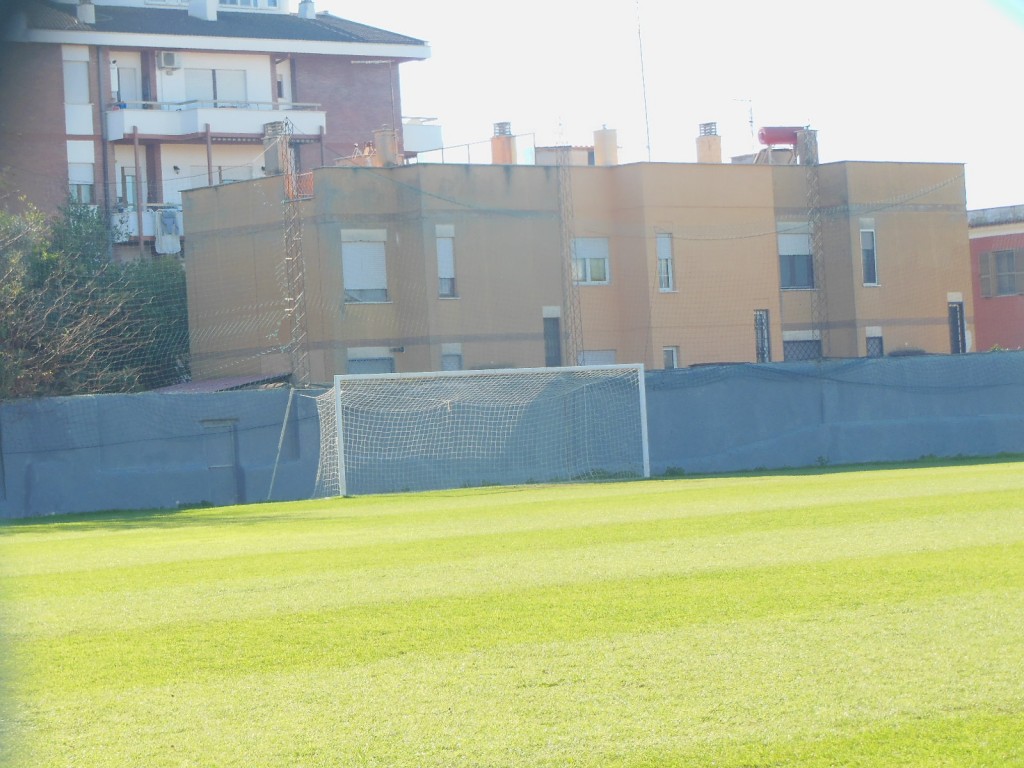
left=184, top=158, right=973, bottom=384
left=772, top=161, right=971, bottom=357
left=572, top=163, right=783, bottom=366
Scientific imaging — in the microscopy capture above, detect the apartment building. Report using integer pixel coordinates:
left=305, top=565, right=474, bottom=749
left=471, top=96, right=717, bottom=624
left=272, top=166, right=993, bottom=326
left=0, top=0, right=428, bottom=257
left=969, top=205, right=1024, bottom=350
left=182, top=126, right=974, bottom=383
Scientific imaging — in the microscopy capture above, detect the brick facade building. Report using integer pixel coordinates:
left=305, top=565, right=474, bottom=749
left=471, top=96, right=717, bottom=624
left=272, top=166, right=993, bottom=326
left=0, top=0, right=428, bottom=257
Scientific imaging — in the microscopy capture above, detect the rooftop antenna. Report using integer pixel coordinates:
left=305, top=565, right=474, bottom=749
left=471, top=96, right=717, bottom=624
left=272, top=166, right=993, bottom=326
left=734, top=98, right=755, bottom=150
left=636, top=0, right=652, bottom=161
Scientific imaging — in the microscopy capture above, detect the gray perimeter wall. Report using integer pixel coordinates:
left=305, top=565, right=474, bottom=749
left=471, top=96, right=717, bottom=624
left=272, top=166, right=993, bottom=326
left=0, top=388, right=325, bottom=518
left=2, top=352, right=1023, bottom=518
left=645, top=352, right=1024, bottom=475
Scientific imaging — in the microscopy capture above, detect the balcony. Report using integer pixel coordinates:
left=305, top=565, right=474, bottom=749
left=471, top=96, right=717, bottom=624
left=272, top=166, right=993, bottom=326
left=106, top=100, right=326, bottom=142
left=111, top=205, right=183, bottom=241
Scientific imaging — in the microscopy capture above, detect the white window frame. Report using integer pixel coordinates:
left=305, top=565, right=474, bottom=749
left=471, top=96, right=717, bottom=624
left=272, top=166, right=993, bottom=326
left=68, top=163, right=95, bottom=204
left=662, top=346, right=679, bottom=369
left=778, top=225, right=813, bottom=290
left=656, top=233, right=675, bottom=292
left=436, top=224, right=456, bottom=298
left=572, top=237, right=610, bottom=285
left=861, top=229, right=878, bottom=285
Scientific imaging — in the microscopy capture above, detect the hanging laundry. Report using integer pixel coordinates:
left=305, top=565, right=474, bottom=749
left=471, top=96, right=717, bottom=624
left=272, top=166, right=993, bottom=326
left=155, top=207, right=181, bottom=254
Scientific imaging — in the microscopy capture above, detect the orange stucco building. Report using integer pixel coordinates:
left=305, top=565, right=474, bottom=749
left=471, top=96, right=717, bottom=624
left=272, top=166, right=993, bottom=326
left=183, top=142, right=974, bottom=383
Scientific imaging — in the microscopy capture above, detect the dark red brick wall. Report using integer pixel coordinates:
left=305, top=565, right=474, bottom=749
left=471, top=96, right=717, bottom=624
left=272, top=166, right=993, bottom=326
left=971, top=231, right=1024, bottom=351
left=0, top=43, right=74, bottom=214
left=291, top=54, right=404, bottom=169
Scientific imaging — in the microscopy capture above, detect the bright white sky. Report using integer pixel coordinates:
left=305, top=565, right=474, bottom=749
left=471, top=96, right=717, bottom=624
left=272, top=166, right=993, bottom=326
left=320, top=0, right=1023, bottom=210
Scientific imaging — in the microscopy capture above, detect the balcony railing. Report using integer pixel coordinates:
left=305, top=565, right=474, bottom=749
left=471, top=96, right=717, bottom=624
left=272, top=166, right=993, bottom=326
left=106, top=99, right=326, bottom=141
left=111, top=204, right=183, bottom=242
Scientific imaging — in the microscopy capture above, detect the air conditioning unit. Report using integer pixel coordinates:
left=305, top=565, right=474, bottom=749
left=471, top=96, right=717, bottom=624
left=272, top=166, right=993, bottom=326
left=158, top=51, right=182, bottom=70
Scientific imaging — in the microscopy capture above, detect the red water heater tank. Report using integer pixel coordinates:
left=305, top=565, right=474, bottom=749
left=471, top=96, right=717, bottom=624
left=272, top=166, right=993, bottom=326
left=757, top=126, right=802, bottom=146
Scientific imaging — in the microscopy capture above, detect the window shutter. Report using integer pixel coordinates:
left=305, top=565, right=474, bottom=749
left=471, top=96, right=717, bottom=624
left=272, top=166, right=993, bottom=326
left=343, top=241, right=387, bottom=291
left=979, top=252, right=992, bottom=297
left=215, top=69, right=247, bottom=104
left=437, top=237, right=455, bottom=280
left=778, top=233, right=811, bottom=256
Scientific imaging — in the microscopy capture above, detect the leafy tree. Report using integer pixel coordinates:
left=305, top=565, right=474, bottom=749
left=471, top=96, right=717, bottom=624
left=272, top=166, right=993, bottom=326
left=0, top=201, right=190, bottom=399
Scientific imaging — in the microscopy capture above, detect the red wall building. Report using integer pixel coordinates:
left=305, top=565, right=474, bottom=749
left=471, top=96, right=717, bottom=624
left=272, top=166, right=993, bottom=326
left=969, top=206, right=1024, bottom=350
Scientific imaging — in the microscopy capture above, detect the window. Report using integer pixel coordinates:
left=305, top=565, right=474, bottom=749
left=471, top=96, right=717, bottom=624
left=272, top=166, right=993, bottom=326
left=436, top=225, right=456, bottom=297
left=115, top=66, right=139, bottom=104
left=948, top=302, right=966, bottom=354
left=543, top=316, right=562, bottom=367
left=572, top=237, right=609, bottom=285
left=580, top=350, right=616, bottom=365
left=184, top=68, right=247, bottom=107
left=656, top=233, right=674, bottom=291
left=754, top=309, right=771, bottom=363
left=783, top=339, right=822, bottom=361
left=119, top=166, right=137, bottom=209
left=782, top=330, right=821, bottom=361
left=778, top=227, right=813, bottom=289
left=62, top=60, right=90, bottom=105
left=440, top=343, right=463, bottom=371
left=347, top=347, right=394, bottom=374
left=342, top=230, right=388, bottom=303
left=996, top=250, right=1017, bottom=295
left=662, top=346, right=679, bottom=369
left=866, top=335, right=884, bottom=358
left=68, top=163, right=94, bottom=204
left=861, top=229, right=878, bottom=285
left=980, top=250, right=1023, bottom=296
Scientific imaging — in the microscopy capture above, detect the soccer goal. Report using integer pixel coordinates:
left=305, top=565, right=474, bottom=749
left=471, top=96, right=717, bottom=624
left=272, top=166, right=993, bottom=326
left=313, top=364, right=649, bottom=497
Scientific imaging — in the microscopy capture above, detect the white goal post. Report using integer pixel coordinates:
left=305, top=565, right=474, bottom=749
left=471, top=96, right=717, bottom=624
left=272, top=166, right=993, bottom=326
left=314, top=364, right=650, bottom=497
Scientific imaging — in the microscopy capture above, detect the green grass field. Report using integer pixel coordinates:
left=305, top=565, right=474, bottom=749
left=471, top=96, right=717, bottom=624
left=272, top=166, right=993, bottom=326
left=1, top=460, right=1023, bottom=767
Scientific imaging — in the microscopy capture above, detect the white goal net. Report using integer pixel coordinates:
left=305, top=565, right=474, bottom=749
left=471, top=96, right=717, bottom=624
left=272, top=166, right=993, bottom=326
left=313, top=364, right=649, bottom=497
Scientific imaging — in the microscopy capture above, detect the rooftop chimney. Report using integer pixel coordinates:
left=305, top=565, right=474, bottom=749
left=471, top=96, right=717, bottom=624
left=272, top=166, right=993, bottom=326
left=593, top=126, right=618, bottom=166
left=491, top=122, right=516, bottom=165
left=372, top=127, right=399, bottom=167
left=76, top=0, right=95, bottom=24
left=262, top=121, right=287, bottom=175
left=298, top=0, right=316, bottom=19
left=696, top=122, right=722, bottom=163
left=188, top=0, right=217, bottom=21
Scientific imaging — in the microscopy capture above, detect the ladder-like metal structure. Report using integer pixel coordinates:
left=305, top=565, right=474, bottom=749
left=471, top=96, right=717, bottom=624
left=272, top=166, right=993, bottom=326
left=557, top=145, right=584, bottom=366
left=800, top=129, right=829, bottom=358
left=271, top=119, right=314, bottom=387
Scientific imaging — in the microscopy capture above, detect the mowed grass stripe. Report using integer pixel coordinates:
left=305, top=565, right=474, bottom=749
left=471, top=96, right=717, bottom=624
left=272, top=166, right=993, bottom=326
left=4, top=461, right=1022, bottom=578
left=5, top=483, right=1021, bottom=599
left=11, top=539, right=1023, bottom=694
left=5, top=496, right=1023, bottom=638
left=11, top=592, right=1024, bottom=768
